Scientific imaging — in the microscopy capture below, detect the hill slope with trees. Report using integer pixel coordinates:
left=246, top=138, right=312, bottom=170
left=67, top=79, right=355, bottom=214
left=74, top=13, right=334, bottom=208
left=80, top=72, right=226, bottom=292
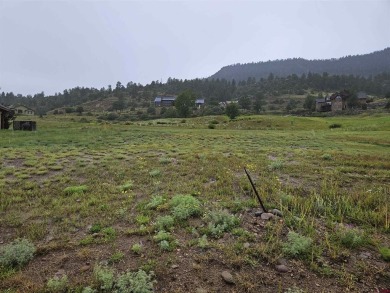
left=209, top=48, right=390, bottom=82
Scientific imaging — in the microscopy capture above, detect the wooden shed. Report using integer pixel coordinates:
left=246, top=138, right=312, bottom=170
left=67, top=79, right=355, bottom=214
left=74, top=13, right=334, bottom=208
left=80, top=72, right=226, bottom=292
left=0, top=104, right=12, bottom=129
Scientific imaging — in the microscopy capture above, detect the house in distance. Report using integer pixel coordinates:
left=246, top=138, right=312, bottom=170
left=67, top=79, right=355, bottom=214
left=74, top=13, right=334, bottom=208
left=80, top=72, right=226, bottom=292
left=154, top=96, right=176, bottom=107
left=11, top=104, right=35, bottom=115
left=195, top=99, right=205, bottom=108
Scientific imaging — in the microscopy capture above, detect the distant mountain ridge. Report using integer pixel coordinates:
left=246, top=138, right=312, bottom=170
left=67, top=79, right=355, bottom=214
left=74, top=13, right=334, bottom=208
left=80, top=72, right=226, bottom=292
left=209, top=47, right=390, bottom=81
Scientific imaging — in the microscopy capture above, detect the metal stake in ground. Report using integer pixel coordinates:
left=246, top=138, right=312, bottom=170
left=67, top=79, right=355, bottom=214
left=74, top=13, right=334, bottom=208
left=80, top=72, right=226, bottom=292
left=244, top=167, right=267, bottom=213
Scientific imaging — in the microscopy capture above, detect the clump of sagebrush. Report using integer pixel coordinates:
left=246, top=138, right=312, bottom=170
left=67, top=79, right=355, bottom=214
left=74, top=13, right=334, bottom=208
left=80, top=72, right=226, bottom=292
left=170, top=194, right=202, bottom=220
left=153, top=230, right=176, bottom=251
left=154, top=215, right=175, bottom=231
left=94, top=265, right=115, bottom=291
left=82, top=287, right=96, bottom=293
left=63, top=185, right=88, bottom=195
left=379, top=246, right=390, bottom=261
left=336, top=227, right=366, bottom=249
left=136, top=215, right=150, bottom=225
left=159, top=157, right=172, bottom=164
left=282, top=231, right=313, bottom=258
left=119, top=181, right=133, bottom=192
left=149, top=169, right=161, bottom=177
left=89, top=223, right=102, bottom=233
left=116, top=269, right=155, bottom=293
left=131, top=243, right=143, bottom=254
left=321, top=153, right=332, bottom=160
left=204, top=209, right=240, bottom=238
left=268, top=160, right=283, bottom=171
left=109, top=250, right=125, bottom=264
left=146, top=195, right=166, bottom=210
left=0, top=238, right=36, bottom=268
left=153, top=230, right=172, bottom=243
left=197, top=235, right=209, bottom=249
left=46, top=275, right=68, bottom=293
left=93, top=266, right=155, bottom=293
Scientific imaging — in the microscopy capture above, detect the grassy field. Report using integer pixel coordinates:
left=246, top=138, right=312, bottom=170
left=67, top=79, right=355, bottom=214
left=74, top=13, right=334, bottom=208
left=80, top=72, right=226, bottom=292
left=0, top=113, right=389, bottom=292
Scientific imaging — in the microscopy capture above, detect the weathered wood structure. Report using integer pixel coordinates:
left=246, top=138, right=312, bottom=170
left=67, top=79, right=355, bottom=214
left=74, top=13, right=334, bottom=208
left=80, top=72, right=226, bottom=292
left=0, top=104, right=12, bottom=129
left=13, top=121, right=37, bottom=131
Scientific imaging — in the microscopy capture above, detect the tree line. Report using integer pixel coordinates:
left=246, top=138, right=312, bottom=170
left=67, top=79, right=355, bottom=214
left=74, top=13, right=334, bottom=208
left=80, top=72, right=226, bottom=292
left=1, top=72, right=390, bottom=115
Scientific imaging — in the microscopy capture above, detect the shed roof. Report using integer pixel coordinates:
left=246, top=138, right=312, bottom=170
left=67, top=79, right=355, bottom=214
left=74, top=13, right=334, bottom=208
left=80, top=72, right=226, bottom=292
left=154, top=96, right=176, bottom=102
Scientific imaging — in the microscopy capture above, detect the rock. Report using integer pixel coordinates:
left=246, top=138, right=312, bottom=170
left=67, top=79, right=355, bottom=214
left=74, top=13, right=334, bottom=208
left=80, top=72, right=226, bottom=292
left=54, top=269, right=66, bottom=278
left=243, top=242, right=250, bottom=249
left=275, top=264, right=289, bottom=273
left=196, top=288, right=208, bottom=293
left=171, top=265, right=179, bottom=269
left=254, top=211, right=263, bottom=217
left=221, top=271, right=235, bottom=284
left=276, top=258, right=288, bottom=265
left=359, top=252, right=371, bottom=259
left=80, top=265, right=90, bottom=272
left=271, top=208, right=283, bottom=217
left=261, top=213, right=274, bottom=220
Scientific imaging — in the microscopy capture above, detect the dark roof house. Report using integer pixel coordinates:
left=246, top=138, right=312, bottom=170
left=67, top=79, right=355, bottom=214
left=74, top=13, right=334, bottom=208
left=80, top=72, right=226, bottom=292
left=195, top=99, right=205, bottom=108
left=154, top=96, right=176, bottom=107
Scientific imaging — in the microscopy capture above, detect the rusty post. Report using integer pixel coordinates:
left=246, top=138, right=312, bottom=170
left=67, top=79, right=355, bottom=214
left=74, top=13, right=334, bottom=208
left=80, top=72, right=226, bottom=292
left=244, top=167, right=267, bottom=213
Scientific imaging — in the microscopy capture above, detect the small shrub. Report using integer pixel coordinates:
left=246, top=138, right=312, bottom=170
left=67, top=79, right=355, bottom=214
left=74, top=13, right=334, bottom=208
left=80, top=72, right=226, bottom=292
left=268, top=160, right=283, bottom=171
left=170, top=195, right=202, bottom=220
left=337, top=228, right=365, bottom=249
left=94, top=265, right=115, bottom=291
left=210, top=119, right=219, bottom=124
left=136, top=215, right=150, bottom=225
left=102, top=227, right=116, bottom=241
left=208, top=124, right=215, bottom=129
left=154, top=215, right=175, bottom=231
left=119, top=181, right=133, bottom=192
left=321, top=153, right=332, bottom=160
left=109, top=250, right=124, bottom=264
left=146, top=195, right=166, bottom=210
left=159, top=240, right=172, bottom=251
left=47, top=275, right=68, bottom=293
left=204, top=210, right=240, bottom=238
left=282, top=231, right=312, bottom=258
left=329, top=123, right=342, bottom=129
left=153, top=230, right=172, bottom=243
left=116, top=269, right=155, bottom=293
left=131, top=243, right=142, bottom=254
left=89, top=223, right=102, bottom=233
left=197, top=235, right=209, bottom=249
left=82, top=287, right=96, bottom=293
left=149, top=169, right=161, bottom=177
left=63, top=185, right=88, bottom=195
left=0, top=238, right=36, bottom=268
left=159, top=157, right=172, bottom=164
left=379, top=246, right=390, bottom=261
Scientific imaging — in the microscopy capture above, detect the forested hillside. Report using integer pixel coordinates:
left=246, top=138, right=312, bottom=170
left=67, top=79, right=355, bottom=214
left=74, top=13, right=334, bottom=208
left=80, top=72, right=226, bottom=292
left=210, top=48, right=390, bottom=82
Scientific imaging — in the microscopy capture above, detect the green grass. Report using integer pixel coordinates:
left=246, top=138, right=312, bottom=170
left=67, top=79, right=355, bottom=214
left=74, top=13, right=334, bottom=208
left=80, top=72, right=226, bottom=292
left=0, top=113, right=389, bottom=292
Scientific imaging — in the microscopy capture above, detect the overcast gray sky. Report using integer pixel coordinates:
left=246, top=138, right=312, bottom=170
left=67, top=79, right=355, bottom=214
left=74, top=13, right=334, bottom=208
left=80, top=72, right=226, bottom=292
left=1, top=0, right=389, bottom=96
